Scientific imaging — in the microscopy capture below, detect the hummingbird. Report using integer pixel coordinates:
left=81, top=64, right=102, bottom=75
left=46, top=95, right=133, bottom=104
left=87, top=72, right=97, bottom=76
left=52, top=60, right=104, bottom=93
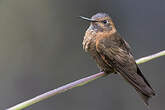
left=80, top=13, right=155, bottom=105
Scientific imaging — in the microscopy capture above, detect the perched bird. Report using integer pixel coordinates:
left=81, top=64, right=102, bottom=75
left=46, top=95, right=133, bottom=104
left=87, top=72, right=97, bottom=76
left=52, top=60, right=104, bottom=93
left=80, top=13, right=155, bottom=105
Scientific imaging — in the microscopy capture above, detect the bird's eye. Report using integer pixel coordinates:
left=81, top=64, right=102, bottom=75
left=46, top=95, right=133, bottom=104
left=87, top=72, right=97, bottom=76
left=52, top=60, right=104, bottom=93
left=102, top=20, right=108, bottom=24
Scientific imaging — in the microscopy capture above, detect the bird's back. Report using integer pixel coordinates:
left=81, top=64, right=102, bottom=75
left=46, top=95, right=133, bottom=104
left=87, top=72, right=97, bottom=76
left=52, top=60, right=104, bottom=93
left=96, top=32, right=155, bottom=105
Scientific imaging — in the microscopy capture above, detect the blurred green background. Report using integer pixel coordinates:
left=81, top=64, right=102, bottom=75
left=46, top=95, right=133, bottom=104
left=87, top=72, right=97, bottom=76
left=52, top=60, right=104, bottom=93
left=0, top=0, right=164, bottom=110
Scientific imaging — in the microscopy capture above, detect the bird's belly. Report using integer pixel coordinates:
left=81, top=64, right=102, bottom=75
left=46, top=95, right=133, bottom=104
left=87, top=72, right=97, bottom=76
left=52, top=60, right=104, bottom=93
left=88, top=48, right=114, bottom=74
left=83, top=35, right=114, bottom=74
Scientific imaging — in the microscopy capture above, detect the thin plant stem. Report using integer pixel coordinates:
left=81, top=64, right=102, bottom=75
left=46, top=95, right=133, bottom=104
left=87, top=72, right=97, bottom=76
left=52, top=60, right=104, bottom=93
left=136, top=50, right=165, bottom=64
left=7, top=50, right=165, bottom=110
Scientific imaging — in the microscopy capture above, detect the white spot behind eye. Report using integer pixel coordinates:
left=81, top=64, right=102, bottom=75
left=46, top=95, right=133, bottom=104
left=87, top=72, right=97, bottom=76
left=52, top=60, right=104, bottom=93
left=102, top=20, right=109, bottom=24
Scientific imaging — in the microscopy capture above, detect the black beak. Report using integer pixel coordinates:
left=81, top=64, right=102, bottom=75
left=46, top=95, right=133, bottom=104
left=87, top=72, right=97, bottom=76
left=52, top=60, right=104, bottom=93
left=79, top=16, right=97, bottom=22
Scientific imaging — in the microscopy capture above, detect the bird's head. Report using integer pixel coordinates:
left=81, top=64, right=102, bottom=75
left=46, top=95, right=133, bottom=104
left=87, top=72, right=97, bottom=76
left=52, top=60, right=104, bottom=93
left=80, top=13, right=116, bottom=34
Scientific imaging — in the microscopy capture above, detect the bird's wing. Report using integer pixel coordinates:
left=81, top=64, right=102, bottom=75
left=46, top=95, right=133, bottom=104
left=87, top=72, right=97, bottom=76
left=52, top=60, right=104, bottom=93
left=96, top=33, right=155, bottom=105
